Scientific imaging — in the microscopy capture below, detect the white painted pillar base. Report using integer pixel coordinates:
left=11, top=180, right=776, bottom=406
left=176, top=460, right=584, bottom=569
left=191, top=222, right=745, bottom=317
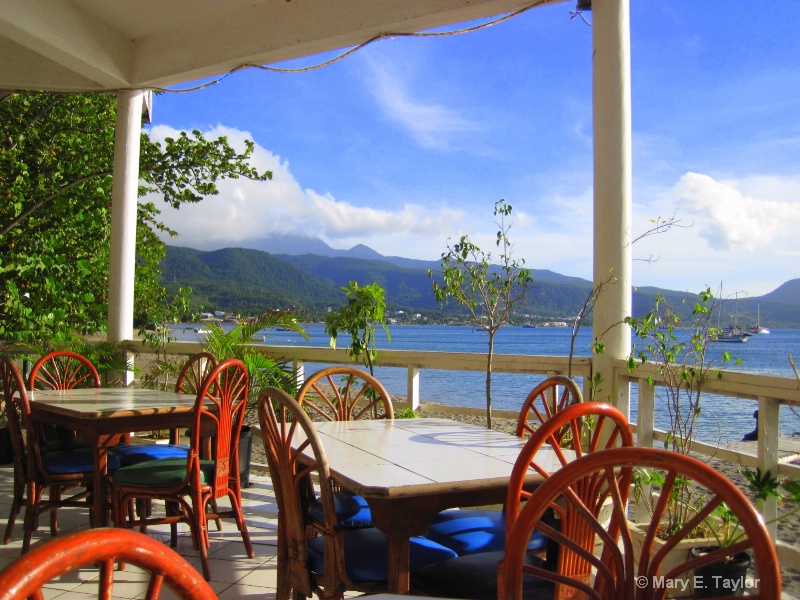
left=591, top=0, right=633, bottom=411
left=108, top=90, right=144, bottom=385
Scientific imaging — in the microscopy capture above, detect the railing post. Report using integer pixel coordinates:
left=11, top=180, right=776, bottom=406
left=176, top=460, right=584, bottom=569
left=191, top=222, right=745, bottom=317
left=294, top=360, right=305, bottom=391
left=407, top=366, right=420, bottom=410
left=757, top=395, right=779, bottom=539
left=637, top=378, right=655, bottom=450
left=633, top=378, right=656, bottom=523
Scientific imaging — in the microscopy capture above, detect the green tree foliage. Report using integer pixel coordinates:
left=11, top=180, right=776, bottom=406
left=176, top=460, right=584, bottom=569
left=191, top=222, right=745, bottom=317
left=0, top=92, right=270, bottom=345
left=429, top=200, right=531, bottom=429
left=325, top=281, right=389, bottom=375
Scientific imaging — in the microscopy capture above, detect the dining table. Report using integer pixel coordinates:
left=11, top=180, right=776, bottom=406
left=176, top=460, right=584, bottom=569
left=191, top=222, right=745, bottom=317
left=296, top=417, right=571, bottom=594
left=28, top=387, right=201, bottom=527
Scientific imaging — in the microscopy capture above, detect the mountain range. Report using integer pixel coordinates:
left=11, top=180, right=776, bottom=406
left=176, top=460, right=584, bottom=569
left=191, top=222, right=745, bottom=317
left=159, top=235, right=800, bottom=327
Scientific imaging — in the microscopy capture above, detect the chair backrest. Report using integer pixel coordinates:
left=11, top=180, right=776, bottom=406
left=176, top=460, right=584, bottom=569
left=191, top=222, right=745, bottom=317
left=296, top=366, right=393, bottom=421
left=515, top=375, right=583, bottom=438
left=500, top=447, right=781, bottom=600
left=188, top=358, right=248, bottom=496
left=0, top=527, right=217, bottom=600
left=175, top=352, right=218, bottom=396
left=28, top=350, right=101, bottom=391
left=257, top=386, right=338, bottom=599
left=0, top=357, right=28, bottom=476
left=505, top=402, right=634, bottom=596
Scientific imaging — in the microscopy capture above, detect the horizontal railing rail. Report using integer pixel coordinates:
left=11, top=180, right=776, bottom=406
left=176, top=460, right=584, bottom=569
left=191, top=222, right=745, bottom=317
left=613, top=358, right=800, bottom=570
left=134, top=340, right=594, bottom=412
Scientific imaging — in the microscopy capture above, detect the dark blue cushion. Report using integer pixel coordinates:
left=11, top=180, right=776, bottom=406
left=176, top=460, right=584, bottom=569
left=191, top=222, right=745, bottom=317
left=42, top=447, right=120, bottom=474
left=307, top=527, right=457, bottom=582
left=111, top=458, right=214, bottom=488
left=308, top=490, right=372, bottom=527
left=426, top=509, right=547, bottom=556
left=411, top=550, right=554, bottom=600
left=111, top=444, right=190, bottom=466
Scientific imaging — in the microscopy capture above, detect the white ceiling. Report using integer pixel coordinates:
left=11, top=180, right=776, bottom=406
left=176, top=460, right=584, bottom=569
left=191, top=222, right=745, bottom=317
left=0, top=0, right=565, bottom=93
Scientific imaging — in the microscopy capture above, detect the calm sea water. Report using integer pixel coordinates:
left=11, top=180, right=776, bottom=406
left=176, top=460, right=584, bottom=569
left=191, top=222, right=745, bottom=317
left=170, top=323, right=800, bottom=444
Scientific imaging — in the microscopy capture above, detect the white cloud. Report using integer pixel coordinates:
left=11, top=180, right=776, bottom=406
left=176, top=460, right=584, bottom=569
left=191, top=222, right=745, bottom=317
left=362, top=55, right=479, bottom=149
left=144, top=125, right=463, bottom=252
left=673, top=172, right=800, bottom=251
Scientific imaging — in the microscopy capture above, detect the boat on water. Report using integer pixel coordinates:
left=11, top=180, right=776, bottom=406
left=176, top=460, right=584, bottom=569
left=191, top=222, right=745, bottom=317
left=714, top=326, right=749, bottom=343
left=714, top=290, right=749, bottom=342
left=714, top=332, right=748, bottom=343
left=748, top=304, right=770, bottom=334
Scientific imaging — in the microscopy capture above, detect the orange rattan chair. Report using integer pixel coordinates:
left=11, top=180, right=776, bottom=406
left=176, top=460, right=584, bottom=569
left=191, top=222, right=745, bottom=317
left=257, top=386, right=457, bottom=600
left=109, top=358, right=254, bottom=580
left=515, top=375, right=583, bottom=438
left=110, top=354, right=218, bottom=541
left=412, top=402, right=633, bottom=599
left=28, top=350, right=101, bottom=391
left=499, top=447, right=781, bottom=600
left=1, top=357, right=117, bottom=553
left=0, top=527, right=217, bottom=600
left=296, top=366, right=393, bottom=421
left=297, top=366, right=394, bottom=529
left=29, top=350, right=101, bottom=446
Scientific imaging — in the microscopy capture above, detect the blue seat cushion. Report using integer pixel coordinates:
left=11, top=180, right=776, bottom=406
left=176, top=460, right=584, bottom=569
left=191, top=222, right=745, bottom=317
left=308, top=490, right=372, bottom=527
left=42, top=447, right=120, bottom=474
left=307, top=527, right=457, bottom=582
left=111, top=458, right=214, bottom=488
left=411, top=550, right=554, bottom=600
left=111, top=444, right=190, bottom=466
left=426, top=509, right=547, bottom=556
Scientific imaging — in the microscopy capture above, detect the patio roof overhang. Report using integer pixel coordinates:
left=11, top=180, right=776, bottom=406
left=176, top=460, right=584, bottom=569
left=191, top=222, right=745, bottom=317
left=0, top=0, right=632, bottom=394
left=0, top=0, right=566, bottom=93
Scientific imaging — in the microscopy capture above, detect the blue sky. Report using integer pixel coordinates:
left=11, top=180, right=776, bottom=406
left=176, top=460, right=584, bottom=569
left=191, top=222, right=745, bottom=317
left=147, top=1, right=800, bottom=298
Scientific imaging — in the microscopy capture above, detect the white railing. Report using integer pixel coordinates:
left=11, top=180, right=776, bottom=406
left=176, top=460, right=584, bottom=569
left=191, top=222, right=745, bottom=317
left=142, top=339, right=593, bottom=420
left=613, top=359, right=800, bottom=570
left=134, top=341, right=800, bottom=569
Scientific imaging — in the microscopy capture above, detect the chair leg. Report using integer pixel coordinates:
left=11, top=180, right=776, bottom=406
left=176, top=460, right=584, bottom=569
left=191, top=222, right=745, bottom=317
left=191, top=491, right=211, bottom=580
left=228, top=490, right=254, bottom=558
left=276, top=518, right=291, bottom=600
left=3, top=470, right=24, bottom=545
left=48, top=485, right=61, bottom=535
left=21, top=481, right=43, bottom=554
left=210, top=499, right=223, bottom=531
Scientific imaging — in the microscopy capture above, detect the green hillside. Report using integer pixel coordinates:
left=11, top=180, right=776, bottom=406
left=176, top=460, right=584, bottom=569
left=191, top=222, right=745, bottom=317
left=160, top=246, right=800, bottom=327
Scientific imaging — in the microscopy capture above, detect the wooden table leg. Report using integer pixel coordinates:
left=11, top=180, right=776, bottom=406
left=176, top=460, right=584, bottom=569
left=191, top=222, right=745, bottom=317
left=386, top=534, right=411, bottom=594
left=368, top=497, right=441, bottom=594
left=88, top=433, right=119, bottom=528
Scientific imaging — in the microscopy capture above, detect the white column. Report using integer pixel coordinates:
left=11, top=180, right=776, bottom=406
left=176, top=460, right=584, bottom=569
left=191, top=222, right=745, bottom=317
left=591, top=0, right=632, bottom=408
left=108, top=90, right=144, bottom=384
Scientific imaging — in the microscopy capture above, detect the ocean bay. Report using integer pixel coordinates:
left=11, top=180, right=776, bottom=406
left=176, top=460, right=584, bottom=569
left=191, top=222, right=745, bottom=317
left=171, top=323, right=800, bottom=444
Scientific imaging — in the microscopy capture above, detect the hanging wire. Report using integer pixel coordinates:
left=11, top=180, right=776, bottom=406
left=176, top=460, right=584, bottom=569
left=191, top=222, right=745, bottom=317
left=160, top=0, right=552, bottom=94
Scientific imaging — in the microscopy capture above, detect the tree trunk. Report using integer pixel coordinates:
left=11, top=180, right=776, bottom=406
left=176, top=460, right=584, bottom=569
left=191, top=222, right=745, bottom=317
left=485, top=331, right=495, bottom=429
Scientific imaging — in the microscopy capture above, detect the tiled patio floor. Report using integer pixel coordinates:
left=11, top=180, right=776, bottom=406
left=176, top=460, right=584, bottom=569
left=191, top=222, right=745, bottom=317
left=0, top=464, right=286, bottom=600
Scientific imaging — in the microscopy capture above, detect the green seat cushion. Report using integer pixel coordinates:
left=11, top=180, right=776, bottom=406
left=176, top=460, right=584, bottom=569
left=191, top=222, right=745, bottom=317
left=112, top=457, right=215, bottom=488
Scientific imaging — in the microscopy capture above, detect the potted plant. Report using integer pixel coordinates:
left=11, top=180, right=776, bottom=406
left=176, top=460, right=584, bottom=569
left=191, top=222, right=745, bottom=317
left=689, top=468, right=800, bottom=597
left=201, top=309, right=308, bottom=486
left=625, top=288, right=740, bottom=597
